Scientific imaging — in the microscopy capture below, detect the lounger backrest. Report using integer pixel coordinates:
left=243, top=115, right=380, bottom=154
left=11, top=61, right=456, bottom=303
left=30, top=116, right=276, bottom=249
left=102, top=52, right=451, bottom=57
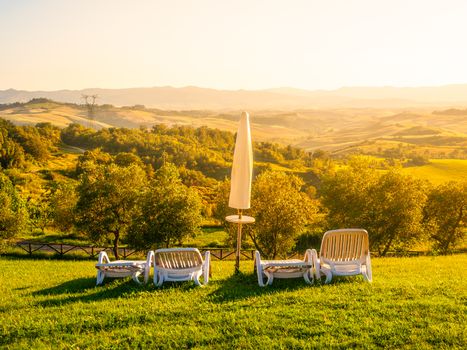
left=155, top=248, right=203, bottom=269
left=320, top=229, right=369, bottom=263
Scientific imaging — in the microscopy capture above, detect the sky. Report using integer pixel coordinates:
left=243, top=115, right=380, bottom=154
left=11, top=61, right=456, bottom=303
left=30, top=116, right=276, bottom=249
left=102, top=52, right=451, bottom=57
left=1, top=0, right=467, bottom=91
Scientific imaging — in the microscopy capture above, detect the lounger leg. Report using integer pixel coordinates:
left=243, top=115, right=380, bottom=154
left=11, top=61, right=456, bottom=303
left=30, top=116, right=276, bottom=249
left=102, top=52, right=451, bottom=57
left=144, top=251, right=154, bottom=284
left=132, top=271, right=143, bottom=285
left=310, top=250, right=321, bottom=281
left=193, top=271, right=202, bottom=286
left=363, top=254, right=372, bottom=282
left=154, top=270, right=164, bottom=287
left=304, top=249, right=315, bottom=284
left=255, top=251, right=267, bottom=287
left=96, top=271, right=105, bottom=285
left=156, top=272, right=164, bottom=287
left=265, top=271, right=274, bottom=285
left=323, top=270, right=332, bottom=284
left=203, top=251, right=210, bottom=285
left=303, top=270, right=313, bottom=284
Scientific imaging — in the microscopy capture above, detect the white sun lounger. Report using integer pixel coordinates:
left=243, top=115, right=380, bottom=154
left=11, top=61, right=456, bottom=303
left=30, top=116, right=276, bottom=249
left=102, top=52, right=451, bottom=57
left=313, top=229, right=372, bottom=283
left=95, top=250, right=154, bottom=285
left=254, top=249, right=315, bottom=286
left=153, top=248, right=210, bottom=287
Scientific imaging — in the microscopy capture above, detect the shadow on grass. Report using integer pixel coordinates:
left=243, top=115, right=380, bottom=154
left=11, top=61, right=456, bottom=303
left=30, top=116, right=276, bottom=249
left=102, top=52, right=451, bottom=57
left=30, top=271, right=365, bottom=308
left=32, top=277, right=154, bottom=307
left=208, top=271, right=321, bottom=303
left=2, top=252, right=95, bottom=261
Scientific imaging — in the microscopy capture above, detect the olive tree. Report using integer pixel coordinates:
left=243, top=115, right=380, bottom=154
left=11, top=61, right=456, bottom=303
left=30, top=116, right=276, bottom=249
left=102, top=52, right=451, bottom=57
left=128, top=163, right=203, bottom=249
left=249, top=170, right=318, bottom=259
left=321, top=157, right=427, bottom=256
left=423, top=181, right=466, bottom=253
left=75, top=163, right=147, bottom=259
left=0, top=172, right=27, bottom=245
left=27, top=192, right=53, bottom=233
left=48, top=181, right=78, bottom=232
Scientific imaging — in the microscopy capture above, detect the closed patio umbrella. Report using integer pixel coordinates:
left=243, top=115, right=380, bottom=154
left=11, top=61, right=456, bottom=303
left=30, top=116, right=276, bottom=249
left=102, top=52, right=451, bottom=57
left=226, top=111, right=255, bottom=274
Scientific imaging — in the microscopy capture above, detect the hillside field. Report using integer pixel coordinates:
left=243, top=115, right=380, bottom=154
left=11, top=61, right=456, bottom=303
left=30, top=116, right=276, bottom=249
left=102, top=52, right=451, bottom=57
left=402, top=159, right=467, bottom=185
left=1, top=255, right=466, bottom=349
left=2, top=100, right=467, bottom=154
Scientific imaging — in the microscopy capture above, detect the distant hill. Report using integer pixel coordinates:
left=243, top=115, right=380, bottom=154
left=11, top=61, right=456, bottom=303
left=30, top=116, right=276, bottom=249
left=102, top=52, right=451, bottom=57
left=1, top=99, right=466, bottom=156
left=2, top=84, right=467, bottom=110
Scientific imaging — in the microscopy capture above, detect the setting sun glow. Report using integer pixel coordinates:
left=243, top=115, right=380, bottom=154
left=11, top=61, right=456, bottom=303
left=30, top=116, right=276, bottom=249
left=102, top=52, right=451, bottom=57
left=1, top=0, right=467, bottom=91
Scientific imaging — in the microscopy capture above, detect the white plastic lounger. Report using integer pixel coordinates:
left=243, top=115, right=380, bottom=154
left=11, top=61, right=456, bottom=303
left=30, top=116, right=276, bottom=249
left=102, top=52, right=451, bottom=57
left=95, top=251, right=154, bottom=285
left=153, top=248, right=210, bottom=287
left=254, top=249, right=315, bottom=287
left=313, top=229, right=372, bottom=283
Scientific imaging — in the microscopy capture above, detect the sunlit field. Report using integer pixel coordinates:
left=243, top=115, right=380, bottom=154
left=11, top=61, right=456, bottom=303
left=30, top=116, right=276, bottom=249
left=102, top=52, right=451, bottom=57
left=1, top=255, right=466, bottom=349
left=402, top=159, right=467, bottom=185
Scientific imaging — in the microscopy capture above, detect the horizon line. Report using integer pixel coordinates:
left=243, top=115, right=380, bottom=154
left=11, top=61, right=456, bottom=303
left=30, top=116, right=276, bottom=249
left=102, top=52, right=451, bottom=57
left=3, top=83, right=467, bottom=93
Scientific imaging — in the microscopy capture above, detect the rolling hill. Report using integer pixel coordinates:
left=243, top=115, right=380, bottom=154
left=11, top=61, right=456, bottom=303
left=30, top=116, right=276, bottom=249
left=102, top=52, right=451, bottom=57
left=1, top=99, right=466, bottom=157
left=3, top=84, right=467, bottom=110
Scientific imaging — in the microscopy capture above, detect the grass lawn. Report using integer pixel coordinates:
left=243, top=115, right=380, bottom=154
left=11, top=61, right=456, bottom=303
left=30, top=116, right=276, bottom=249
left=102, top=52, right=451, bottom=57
left=1, top=255, right=466, bottom=349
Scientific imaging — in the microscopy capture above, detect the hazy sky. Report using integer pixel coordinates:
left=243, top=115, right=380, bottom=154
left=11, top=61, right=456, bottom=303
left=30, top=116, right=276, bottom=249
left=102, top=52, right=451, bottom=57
left=1, top=0, right=466, bottom=91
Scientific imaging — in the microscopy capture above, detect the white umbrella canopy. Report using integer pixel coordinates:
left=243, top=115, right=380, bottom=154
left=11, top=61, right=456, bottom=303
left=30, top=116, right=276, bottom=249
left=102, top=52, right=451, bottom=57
left=226, top=111, right=255, bottom=273
left=229, top=111, right=253, bottom=210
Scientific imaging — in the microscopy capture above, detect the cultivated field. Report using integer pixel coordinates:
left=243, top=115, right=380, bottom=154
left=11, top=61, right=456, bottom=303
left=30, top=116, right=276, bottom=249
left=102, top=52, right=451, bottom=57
left=1, top=255, right=466, bottom=349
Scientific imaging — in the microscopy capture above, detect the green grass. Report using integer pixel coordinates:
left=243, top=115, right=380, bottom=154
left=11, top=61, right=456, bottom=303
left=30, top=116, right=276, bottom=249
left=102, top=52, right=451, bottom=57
left=184, top=227, right=229, bottom=248
left=402, top=159, right=467, bottom=184
left=1, top=255, right=466, bottom=349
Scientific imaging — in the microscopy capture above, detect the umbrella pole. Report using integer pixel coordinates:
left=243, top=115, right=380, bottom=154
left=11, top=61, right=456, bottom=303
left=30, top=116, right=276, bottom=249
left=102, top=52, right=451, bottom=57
left=235, top=209, right=243, bottom=274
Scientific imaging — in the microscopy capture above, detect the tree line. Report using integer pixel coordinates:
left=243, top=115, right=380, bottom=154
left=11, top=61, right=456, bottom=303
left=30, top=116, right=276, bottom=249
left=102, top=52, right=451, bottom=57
left=0, top=120, right=465, bottom=258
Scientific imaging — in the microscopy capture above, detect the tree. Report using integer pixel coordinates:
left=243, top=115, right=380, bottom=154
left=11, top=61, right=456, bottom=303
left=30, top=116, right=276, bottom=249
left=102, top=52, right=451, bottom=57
left=249, top=170, right=318, bottom=259
left=423, top=181, right=466, bottom=253
left=75, top=148, right=113, bottom=175
left=114, top=152, right=143, bottom=168
left=27, top=192, right=53, bottom=233
left=48, top=181, right=78, bottom=232
left=0, top=121, right=26, bottom=169
left=128, top=163, right=202, bottom=249
left=75, top=163, right=147, bottom=259
left=321, top=157, right=427, bottom=255
left=0, top=172, right=27, bottom=241
left=368, top=170, right=427, bottom=255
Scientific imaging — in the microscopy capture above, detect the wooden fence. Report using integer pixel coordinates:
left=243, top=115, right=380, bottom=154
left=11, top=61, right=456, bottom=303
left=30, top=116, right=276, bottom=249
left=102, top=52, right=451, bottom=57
left=14, top=241, right=264, bottom=260
left=15, top=241, right=451, bottom=259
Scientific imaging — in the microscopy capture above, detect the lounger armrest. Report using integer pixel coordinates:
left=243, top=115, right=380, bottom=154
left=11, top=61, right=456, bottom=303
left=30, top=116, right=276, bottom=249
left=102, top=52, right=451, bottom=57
left=97, top=251, right=110, bottom=264
left=304, top=249, right=314, bottom=264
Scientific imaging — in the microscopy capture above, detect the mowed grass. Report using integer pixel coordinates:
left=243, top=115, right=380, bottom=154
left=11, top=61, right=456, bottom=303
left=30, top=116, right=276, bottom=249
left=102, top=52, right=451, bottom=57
left=1, top=255, right=466, bottom=349
left=402, top=159, right=467, bottom=184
